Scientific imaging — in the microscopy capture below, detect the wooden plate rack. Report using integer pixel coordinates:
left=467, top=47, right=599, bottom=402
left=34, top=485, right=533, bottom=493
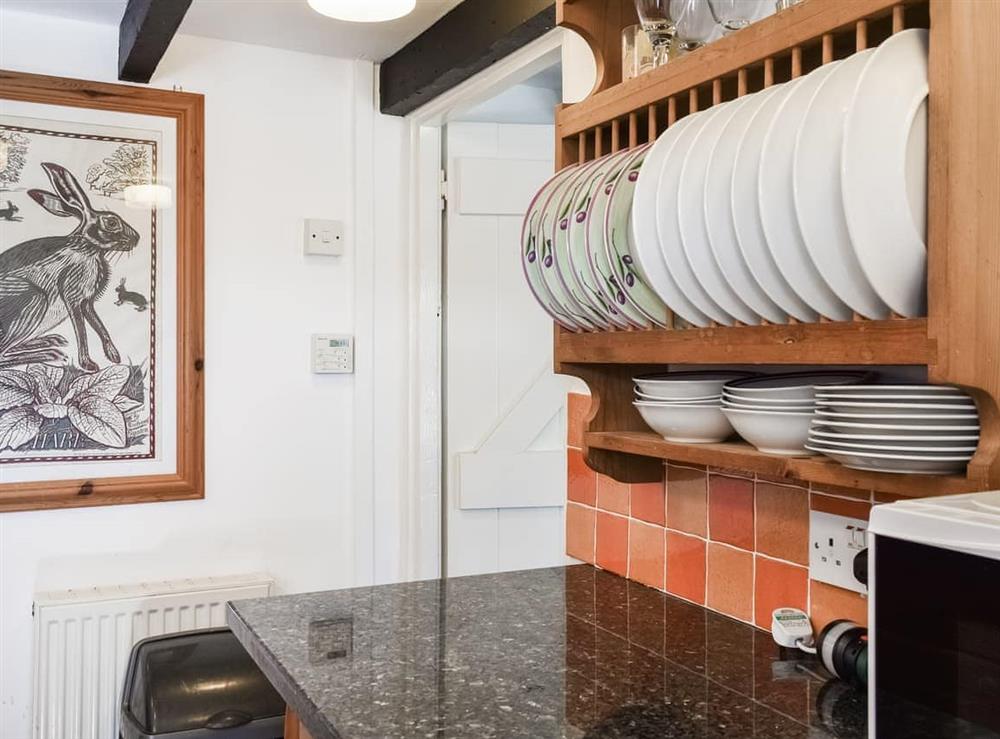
left=554, top=0, right=1000, bottom=497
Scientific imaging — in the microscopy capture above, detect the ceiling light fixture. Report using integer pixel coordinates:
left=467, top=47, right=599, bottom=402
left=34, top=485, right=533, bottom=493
left=307, top=0, right=416, bottom=23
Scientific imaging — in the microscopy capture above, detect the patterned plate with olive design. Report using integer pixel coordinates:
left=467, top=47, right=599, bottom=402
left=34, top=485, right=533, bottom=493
left=569, top=150, right=645, bottom=329
left=520, top=163, right=589, bottom=330
left=585, top=150, right=652, bottom=328
left=604, top=145, right=671, bottom=327
left=535, top=164, right=601, bottom=330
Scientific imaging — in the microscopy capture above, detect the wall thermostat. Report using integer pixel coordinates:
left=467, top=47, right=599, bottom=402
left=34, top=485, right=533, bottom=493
left=311, top=334, right=353, bottom=374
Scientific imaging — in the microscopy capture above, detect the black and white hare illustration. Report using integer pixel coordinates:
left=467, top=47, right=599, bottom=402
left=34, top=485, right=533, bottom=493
left=0, top=162, right=139, bottom=372
left=0, top=200, right=19, bottom=221
left=115, top=278, right=148, bottom=311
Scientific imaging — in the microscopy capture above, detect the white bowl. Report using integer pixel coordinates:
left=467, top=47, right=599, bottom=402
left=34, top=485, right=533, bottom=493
left=722, top=407, right=816, bottom=456
left=633, top=371, right=755, bottom=399
left=635, top=388, right=720, bottom=403
left=723, top=399, right=815, bottom=412
left=634, top=401, right=734, bottom=443
left=723, top=371, right=871, bottom=400
left=724, top=390, right=817, bottom=407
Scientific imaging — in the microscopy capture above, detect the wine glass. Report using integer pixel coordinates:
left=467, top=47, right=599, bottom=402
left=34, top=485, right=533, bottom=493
left=633, top=0, right=676, bottom=65
left=670, top=0, right=718, bottom=53
left=707, top=0, right=774, bottom=34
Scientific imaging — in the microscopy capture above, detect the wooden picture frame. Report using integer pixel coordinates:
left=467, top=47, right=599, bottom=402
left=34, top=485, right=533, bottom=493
left=0, top=70, right=204, bottom=512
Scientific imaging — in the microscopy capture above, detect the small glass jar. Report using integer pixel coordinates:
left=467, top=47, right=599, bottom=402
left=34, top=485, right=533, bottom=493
left=622, top=24, right=657, bottom=80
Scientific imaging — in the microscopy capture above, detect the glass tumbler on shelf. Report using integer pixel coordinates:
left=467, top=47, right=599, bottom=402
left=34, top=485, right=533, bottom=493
left=622, top=24, right=656, bottom=80
left=707, top=0, right=775, bottom=34
left=775, top=0, right=803, bottom=10
left=633, top=0, right=675, bottom=66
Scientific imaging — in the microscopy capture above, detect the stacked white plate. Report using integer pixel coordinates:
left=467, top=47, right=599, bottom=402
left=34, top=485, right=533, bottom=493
left=522, top=28, right=931, bottom=330
left=807, top=385, right=980, bottom=474
left=721, top=371, right=873, bottom=456
left=632, top=371, right=753, bottom=443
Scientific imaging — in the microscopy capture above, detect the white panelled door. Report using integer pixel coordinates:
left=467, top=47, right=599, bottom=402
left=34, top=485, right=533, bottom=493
left=444, top=122, right=572, bottom=577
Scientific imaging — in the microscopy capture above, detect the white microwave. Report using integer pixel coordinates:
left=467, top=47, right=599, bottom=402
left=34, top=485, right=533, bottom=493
left=868, top=491, right=1000, bottom=738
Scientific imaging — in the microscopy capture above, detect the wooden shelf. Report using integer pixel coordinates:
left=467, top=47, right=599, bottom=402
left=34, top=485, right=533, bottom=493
left=586, top=431, right=982, bottom=497
left=555, top=319, right=933, bottom=367
left=553, top=0, right=1000, bottom=495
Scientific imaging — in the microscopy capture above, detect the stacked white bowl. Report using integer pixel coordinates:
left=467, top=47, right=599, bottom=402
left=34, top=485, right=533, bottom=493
left=633, top=371, right=755, bottom=443
left=721, top=371, right=874, bottom=456
left=806, top=384, right=980, bottom=474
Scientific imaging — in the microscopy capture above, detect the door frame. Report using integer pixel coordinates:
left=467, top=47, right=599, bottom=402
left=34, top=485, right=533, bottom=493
left=398, top=28, right=570, bottom=581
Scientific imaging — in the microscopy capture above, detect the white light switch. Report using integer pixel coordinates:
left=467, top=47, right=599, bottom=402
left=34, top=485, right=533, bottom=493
left=304, top=219, right=345, bottom=256
left=311, top=334, right=353, bottom=374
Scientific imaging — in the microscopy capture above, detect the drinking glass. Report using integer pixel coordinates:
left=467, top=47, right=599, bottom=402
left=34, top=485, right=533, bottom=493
left=707, top=0, right=774, bottom=34
left=670, top=0, right=718, bottom=53
left=775, top=0, right=803, bottom=10
left=633, top=0, right=675, bottom=64
left=622, top=24, right=656, bottom=80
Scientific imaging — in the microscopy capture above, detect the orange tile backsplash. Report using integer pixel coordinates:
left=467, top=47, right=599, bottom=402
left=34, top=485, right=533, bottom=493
left=566, top=394, right=873, bottom=632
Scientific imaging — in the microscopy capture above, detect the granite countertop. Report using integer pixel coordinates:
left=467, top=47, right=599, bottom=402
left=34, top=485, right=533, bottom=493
left=227, top=564, right=866, bottom=739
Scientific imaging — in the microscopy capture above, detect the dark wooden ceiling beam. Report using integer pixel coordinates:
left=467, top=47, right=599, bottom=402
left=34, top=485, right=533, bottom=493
left=380, top=0, right=556, bottom=117
left=119, top=0, right=194, bottom=83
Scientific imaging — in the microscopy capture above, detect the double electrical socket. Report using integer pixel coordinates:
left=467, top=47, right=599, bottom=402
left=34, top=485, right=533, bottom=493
left=810, top=510, right=868, bottom=594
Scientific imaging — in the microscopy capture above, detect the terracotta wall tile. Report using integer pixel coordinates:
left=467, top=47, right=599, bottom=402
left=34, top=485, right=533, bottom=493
left=755, top=482, right=809, bottom=565
left=596, top=512, right=629, bottom=576
left=567, top=504, right=596, bottom=563
left=568, top=449, right=597, bottom=507
left=629, top=521, right=666, bottom=590
left=754, top=557, right=808, bottom=629
left=708, top=475, right=754, bottom=550
left=667, top=464, right=708, bottom=537
left=666, top=531, right=706, bottom=605
left=567, top=392, right=590, bottom=449
left=811, top=493, right=872, bottom=521
left=631, top=479, right=666, bottom=526
left=597, top=475, right=630, bottom=515
left=706, top=543, right=753, bottom=622
left=810, top=579, right=869, bottom=631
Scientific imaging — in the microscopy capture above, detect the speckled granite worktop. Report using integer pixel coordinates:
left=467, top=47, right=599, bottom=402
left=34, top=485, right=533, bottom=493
left=227, top=564, right=866, bottom=738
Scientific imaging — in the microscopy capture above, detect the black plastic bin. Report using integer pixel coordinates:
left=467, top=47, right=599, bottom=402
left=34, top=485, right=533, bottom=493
left=120, top=627, right=285, bottom=739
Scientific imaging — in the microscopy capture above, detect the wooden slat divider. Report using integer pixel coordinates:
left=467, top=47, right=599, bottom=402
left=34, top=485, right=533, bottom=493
left=628, top=111, right=638, bottom=148
left=737, top=68, right=747, bottom=96
left=667, top=96, right=677, bottom=125
left=892, top=3, right=905, bottom=31
left=791, top=46, right=803, bottom=77
left=688, top=87, right=698, bottom=112
left=712, top=78, right=722, bottom=105
left=647, top=103, right=658, bottom=139
left=611, top=118, right=621, bottom=152
left=856, top=19, right=868, bottom=49
left=822, top=33, right=833, bottom=63
left=764, top=57, right=774, bottom=86
left=594, top=124, right=603, bottom=157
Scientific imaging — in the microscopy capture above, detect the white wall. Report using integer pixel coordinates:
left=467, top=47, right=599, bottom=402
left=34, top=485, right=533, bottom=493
left=0, top=10, right=414, bottom=736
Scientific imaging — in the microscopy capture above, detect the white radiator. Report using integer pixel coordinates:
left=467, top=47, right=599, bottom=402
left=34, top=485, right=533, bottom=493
left=32, top=573, right=274, bottom=739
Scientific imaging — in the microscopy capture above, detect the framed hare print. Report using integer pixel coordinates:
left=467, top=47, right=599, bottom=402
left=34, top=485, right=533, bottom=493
left=0, top=71, right=203, bottom=512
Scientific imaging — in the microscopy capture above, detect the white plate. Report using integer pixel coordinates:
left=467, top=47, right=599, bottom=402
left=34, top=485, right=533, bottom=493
left=656, top=110, right=733, bottom=324
left=816, top=401, right=976, bottom=415
left=521, top=164, right=587, bottom=329
left=634, top=370, right=753, bottom=398
left=724, top=390, right=817, bottom=406
left=842, top=29, right=929, bottom=316
left=806, top=444, right=970, bottom=474
left=678, top=101, right=760, bottom=324
left=585, top=151, right=650, bottom=328
left=808, top=433, right=977, bottom=453
left=794, top=49, right=888, bottom=319
left=705, top=94, right=785, bottom=323
left=631, top=115, right=711, bottom=327
left=814, top=393, right=971, bottom=403
left=759, top=64, right=852, bottom=320
left=816, top=384, right=963, bottom=395
left=810, top=427, right=979, bottom=443
left=724, top=371, right=871, bottom=397
left=811, top=418, right=980, bottom=434
left=565, top=156, right=634, bottom=329
left=815, top=409, right=978, bottom=422
left=731, top=85, right=817, bottom=322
